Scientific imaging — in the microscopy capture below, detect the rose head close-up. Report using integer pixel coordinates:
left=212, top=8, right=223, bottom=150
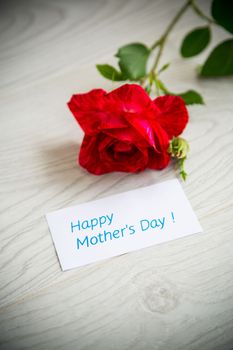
left=68, top=84, right=189, bottom=175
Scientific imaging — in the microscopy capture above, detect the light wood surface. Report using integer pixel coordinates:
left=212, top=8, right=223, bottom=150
left=1, top=1, right=233, bottom=349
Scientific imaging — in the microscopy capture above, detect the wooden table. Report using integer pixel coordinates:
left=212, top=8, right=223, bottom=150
left=1, top=1, right=233, bottom=349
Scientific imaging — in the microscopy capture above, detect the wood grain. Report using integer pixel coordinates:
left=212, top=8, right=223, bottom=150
left=1, top=0, right=233, bottom=349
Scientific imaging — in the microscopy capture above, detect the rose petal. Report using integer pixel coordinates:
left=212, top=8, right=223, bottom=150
left=148, top=121, right=170, bottom=169
left=103, top=126, right=147, bottom=147
left=68, top=89, right=105, bottom=134
left=99, top=139, right=148, bottom=173
left=148, top=147, right=170, bottom=170
left=124, top=113, right=156, bottom=148
left=79, top=134, right=109, bottom=175
left=80, top=132, right=149, bottom=174
left=106, top=84, right=161, bottom=147
left=150, top=120, right=169, bottom=152
left=68, top=89, right=127, bottom=135
left=106, top=84, right=155, bottom=114
left=153, top=95, right=189, bottom=139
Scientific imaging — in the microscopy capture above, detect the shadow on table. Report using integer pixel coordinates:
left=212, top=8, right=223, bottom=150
left=40, top=140, right=174, bottom=202
left=40, top=141, right=132, bottom=203
left=40, top=141, right=86, bottom=184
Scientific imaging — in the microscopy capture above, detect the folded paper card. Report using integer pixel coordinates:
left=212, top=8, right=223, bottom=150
left=46, top=179, right=202, bottom=271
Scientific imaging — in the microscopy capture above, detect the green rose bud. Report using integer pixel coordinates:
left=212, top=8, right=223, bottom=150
left=168, top=137, right=189, bottom=159
left=168, top=137, right=190, bottom=181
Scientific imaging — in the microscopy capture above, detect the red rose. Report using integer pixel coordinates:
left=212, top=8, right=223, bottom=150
left=68, top=84, right=188, bottom=175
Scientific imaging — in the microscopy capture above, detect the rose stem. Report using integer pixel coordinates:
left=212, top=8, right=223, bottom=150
left=150, top=0, right=191, bottom=74
left=189, top=0, right=215, bottom=24
left=150, top=0, right=215, bottom=76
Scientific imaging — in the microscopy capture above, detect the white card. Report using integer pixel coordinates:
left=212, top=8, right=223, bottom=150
left=46, top=179, right=202, bottom=271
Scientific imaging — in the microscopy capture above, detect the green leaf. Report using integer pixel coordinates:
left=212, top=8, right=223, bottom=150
left=155, top=80, right=204, bottom=105
left=116, top=43, right=150, bottom=80
left=200, top=39, right=233, bottom=76
left=96, top=64, right=125, bottom=81
left=158, top=62, right=170, bottom=75
left=180, top=26, right=211, bottom=57
left=211, top=0, right=233, bottom=34
left=176, top=90, right=205, bottom=105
